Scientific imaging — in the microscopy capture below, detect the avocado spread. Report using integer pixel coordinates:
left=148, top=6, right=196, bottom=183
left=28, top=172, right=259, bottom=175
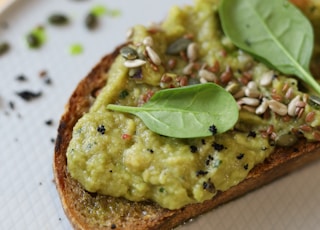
left=67, top=0, right=320, bottom=210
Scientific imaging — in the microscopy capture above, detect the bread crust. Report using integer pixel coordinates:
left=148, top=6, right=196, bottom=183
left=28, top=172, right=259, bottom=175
left=53, top=43, right=320, bottom=229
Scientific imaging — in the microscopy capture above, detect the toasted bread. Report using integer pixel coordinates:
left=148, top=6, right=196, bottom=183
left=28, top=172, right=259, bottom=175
left=53, top=1, right=320, bottom=229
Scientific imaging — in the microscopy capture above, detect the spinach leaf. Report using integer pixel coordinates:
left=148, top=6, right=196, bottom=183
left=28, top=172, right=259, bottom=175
left=107, top=83, right=239, bottom=138
left=219, top=0, right=320, bottom=95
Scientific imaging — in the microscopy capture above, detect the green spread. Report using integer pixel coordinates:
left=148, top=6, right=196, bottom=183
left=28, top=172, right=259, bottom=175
left=67, top=0, right=320, bottom=210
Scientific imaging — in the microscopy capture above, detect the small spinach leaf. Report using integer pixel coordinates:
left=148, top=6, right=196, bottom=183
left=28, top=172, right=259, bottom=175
left=107, top=83, right=239, bottom=138
left=219, top=0, right=320, bottom=95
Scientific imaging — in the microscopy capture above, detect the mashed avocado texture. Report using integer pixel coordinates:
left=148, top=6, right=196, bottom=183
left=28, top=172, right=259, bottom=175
left=67, top=0, right=320, bottom=210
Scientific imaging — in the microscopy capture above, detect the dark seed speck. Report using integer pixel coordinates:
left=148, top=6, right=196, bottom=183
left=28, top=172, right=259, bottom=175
left=85, top=13, right=98, bottom=30
left=97, top=125, right=106, bottom=134
left=236, top=153, right=244, bottom=160
left=16, top=91, right=42, bottom=101
left=209, top=124, right=217, bottom=135
left=48, top=14, right=69, bottom=26
left=190, top=145, right=197, bottom=153
left=212, top=142, right=224, bottom=151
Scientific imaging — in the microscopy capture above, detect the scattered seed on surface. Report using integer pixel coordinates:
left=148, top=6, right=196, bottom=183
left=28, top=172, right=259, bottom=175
left=268, top=99, right=287, bottom=116
left=16, top=90, right=42, bottom=101
left=16, top=74, right=28, bottom=82
left=0, top=42, right=10, bottom=56
left=85, top=13, right=98, bottom=30
left=120, top=46, right=138, bottom=60
left=48, top=14, right=69, bottom=26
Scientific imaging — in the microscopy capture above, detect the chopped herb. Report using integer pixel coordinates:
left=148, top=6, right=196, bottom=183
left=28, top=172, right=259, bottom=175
left=212, top=142, right=224, bottom=151
left=209, top=124, right=217, bottom=135
left=16, top=90, right=42, bottom=101
left=0, top=42, right=10, bottom=56
left=236, top=153, right=244, bottom=160
left=97, top=125, right=106, bottom=134
left=69, top=43, right=83, bottom=55
left=159, top=187, right=165, bottom=193
left=119, top=90, right=129, bottom=99
left=48, top=14, right=69, bottom=26
left=190, top=145, right=198, bottom=153
left=91, top=5, right=107, bottom=16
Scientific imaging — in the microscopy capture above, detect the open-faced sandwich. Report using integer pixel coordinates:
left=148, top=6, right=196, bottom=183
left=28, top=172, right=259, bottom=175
left=53, top=0, right=320, bottom=229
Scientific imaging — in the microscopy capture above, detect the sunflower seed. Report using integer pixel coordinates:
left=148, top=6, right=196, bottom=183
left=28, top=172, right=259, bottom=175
left=198, top=69, right=217, bottom=82
left=260, top=71, right=274, bottom=86
left=287, top=95, right=300, bottom=116
left=124, top=59, right=146, bottom=68
left=255, top=98, right=269, bottom=114
left=143, top=36, right=153, bottom=47
left=268, top=99, right=287, bottom=116
left=187, top=42, right=198, bottom=62
left=146, top=46, right=161, bottom=66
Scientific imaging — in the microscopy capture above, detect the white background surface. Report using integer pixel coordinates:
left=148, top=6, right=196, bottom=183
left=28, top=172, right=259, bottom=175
left=0, top=0, right=320, bottom=229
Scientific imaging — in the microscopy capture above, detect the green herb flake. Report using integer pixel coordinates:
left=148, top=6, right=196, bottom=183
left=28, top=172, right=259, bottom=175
left=90, top=5, right=121, bottom=18
left=69, top=43, right=83, bottom=55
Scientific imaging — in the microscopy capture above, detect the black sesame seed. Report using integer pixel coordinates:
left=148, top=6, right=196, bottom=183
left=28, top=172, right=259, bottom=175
left=203, top=180, right=216, bottom=193
left=212, top=142, right=224, bottom=151
left=244, top=164, right=249, bottom=170
left=16, top=90, right=42, bottom=101
left=147, top=148, right=154, bottom=153
left=190, top=145, right=197, bottom=153
left=208, top=124, right=217, bottom=135
left=50, top=138, right=55, bottom=144
left=247, top=130, right=256, bottom=138
left=201, top=139, right=206, bottom=145
left=9, top=101, right=15, bottom=110
left=119, top=90, right=129, bottom=99
left=97, top=125, right=106, bottom=134
left=44, top=77, right=52, bottom=85
left=111, top=223, right=117, bottom=229
left=196, top=170, right=208, bottom=177
left=16, top=75, right=28, bottom=82
left=236, top=153, right=244, bottom=160
left=45, top=119, right=53, bottom=126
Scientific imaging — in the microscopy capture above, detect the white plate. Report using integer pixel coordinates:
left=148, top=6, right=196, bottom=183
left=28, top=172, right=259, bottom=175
left=0, top=0, right=320, bottom=229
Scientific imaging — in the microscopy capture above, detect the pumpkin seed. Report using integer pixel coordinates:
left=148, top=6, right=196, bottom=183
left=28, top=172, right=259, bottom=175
left=308, top=95, right=320, bottom=109
left=275, top=133, right=297, bottom=147
left=48, top=14, right=69, bottom=26
left=85, top=13, right=98, bottom=30
left=166, top=37, right=192, bottom=55
left=26, top=33, right=40, bottom=48
left=120, top=46, right=138, bottom=60
left=0, top=42, right=10, bottom=56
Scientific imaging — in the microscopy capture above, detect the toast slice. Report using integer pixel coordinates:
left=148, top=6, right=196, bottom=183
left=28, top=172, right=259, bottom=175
left=53, top=1, right=320, bottom=230
left=53, top=45, right=320, bottom=230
